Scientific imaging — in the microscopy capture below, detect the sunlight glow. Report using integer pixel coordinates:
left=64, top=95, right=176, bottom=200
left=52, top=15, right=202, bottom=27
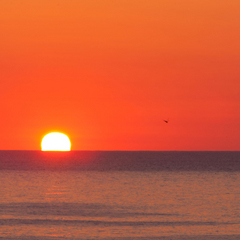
left=41, top=132, right=71, bottom=151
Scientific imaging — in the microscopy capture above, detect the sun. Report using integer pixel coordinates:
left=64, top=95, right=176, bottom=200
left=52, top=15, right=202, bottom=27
left=41, top=132, right=71, bottom=151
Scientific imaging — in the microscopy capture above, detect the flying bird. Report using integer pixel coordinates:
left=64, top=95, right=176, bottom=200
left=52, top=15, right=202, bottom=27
left=163, top=119, right=169, bottom=123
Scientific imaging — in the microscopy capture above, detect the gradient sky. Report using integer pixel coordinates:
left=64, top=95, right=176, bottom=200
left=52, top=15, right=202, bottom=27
left=1, top=0, right=240, bottom=150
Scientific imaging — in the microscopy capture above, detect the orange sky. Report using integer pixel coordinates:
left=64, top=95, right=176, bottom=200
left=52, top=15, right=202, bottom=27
left=1, top=0, right=240, bottom=150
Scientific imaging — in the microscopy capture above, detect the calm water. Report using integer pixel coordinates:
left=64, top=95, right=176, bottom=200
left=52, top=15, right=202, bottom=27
left=0, top=151, right=240, bottom=239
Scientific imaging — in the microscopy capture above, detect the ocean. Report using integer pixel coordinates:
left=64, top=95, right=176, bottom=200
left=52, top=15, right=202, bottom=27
left=0, top=151, right=239, bottom=239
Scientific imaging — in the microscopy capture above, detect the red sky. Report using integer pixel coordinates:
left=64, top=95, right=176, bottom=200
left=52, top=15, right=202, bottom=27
left=1, top=0, right=240, bottom=150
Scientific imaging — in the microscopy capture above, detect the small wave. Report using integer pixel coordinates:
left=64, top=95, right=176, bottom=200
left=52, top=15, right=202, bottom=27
left=0, top=218, right=238, bottom=227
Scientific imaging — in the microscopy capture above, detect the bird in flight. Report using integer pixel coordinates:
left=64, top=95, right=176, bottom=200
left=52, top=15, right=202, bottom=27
left=163, top=118, right=169, bottom=123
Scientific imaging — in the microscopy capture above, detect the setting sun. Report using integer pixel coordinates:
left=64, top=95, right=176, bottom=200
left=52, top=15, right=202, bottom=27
left=41, top=132, right=71, bottom=151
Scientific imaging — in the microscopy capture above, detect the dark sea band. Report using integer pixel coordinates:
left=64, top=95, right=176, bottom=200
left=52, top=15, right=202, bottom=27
left=0, top=151, right=239, bottom=171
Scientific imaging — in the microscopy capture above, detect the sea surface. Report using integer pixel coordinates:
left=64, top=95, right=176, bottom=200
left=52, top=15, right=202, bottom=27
left=0, top=151, right=240, bottom=239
